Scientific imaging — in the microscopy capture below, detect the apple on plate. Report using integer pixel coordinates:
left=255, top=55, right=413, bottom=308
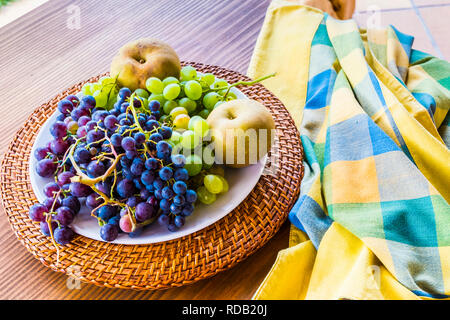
left=207, top=99, right=275, bottom=168
left=110, top=38, right=181, bottom=91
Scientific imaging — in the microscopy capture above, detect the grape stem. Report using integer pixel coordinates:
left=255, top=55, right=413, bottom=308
left=211, top=72, right=276, bottom=97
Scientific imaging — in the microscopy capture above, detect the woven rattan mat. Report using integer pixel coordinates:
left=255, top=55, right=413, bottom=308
left=0, top=62, right=304, bottom=290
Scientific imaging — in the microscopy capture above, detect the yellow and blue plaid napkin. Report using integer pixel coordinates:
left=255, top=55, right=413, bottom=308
left=248, top=0, right=450, bottom=299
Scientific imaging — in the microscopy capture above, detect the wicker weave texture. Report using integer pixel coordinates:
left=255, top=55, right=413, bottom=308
left=0, top=62, right=304, bottom=290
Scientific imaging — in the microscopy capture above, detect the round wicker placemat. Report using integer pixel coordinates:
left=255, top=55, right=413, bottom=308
left=0, top=62, right=303, bottom=290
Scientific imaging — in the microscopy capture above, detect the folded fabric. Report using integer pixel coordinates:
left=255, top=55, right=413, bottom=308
left=248, top=0, right=450, bottom=299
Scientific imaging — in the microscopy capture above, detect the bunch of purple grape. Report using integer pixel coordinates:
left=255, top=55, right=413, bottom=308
left=31, top=86, right=197, bottom=244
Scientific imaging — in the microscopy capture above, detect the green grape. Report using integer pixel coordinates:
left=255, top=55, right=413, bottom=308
left=197, top=186, right=216, bottom=204
left=193, top=118, right=209, bottom=138
left=198, top=109, right=210, bottom=119
left=180, top=130, right=201, bottom=149
left=146, top=77, right=164, bottom=94
left=173, top=114, right=190, bottom=129
left=202, top=73, right=215, bottom=86
left=100, top=76, right=115, bottom=86
left=185, top=155, right=203, bottom=176
left=218, top=176, right=229, bottom=193
left=213, top=79, right=228, bottom=89
left=93, top=90, right=107, bottom=108
left=188, top=115, right=203, bottom=130
left=92, top=83, right=102, bottom=92
left=180, top=66, right=197, bottom=81
left=163, top=83, right=181, bottom=100
left=170, top=131, right=182, bottom=144
left=204, top=174, right=223, bottom=194
left=214, top=101, right=225, bottom=109
left=203, top=92, right=222, bottom=110
left=170, top=106, right=188, bottom=119
left=163, top=100, right=178, bottom=115
left=163, top=76, right=179, bottom=86
left=184, top=80, right=202, bottom=100
left=149, top=93, right=166, bottom=105
left=202, top=145, right=215, bottom=169
left=224, top=91, right=237, bottom=101
left=141, top=97, right=149, bottom=109
left=82, top=84, right=93, bottom=95
left=179, top=97, right=197, bottom=114
left=135, top=88, right=149, bottom=99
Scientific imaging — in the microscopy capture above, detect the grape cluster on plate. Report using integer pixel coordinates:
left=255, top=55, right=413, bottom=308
left=30, top=66, right=234, bottom=244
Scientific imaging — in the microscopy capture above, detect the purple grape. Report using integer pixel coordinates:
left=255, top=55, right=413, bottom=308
left=29, top=203, right=48, bottom=222
left=87, top=161, right=106, bottom=178
left=173, top=195, right=185, bottom=206
left=128, top=227, right=143, bottom=238
left=66, top=95, right=80, bottom=107
left=43, top=196, right=61, bottom=211
left=54, top=226, right=74, bottom=245
left=130, top=158, right=144, bottom=176
left=116, top=179, right=134, bottom=198
left=135, top=202, right=154, bottom=222
left=118, top=87, right=131, bottom=99
left=50, top=121, right=67, bottom=139
left=174, top=215, right=185, bottom=228
left=140, top=170, right=154, bottom=186
left=145, top=119, right=159, bottom=131
left=161, top=186, right=174, bottom=199
left=92, top=110, right=109, bottom=122
left=156, top=141, right=170, bottom=153
left=147, top=195, right=158, bottom=207
left=81, top=95, right=96, bottom=110
left=174, top=168, right=189, bottom=181
left=173, top=181, right=187, bottom=194
left=140, top=188, right=151, bottom=200
left=149, top=100, right=160, bottom=112
left=73, top=147, right=91, bottom=164
left=104, top=115, right=119, bottom=131
left=158, top=126, right=172, bottom=139
left=158, top=214, right=170, bottom=226
left=167, top=223, right=179, bottom=232
left=126, top=196, right=140, bottom=208
left=170, top=203, right=182, bottom=214
left=159, top=166, right=173, bottom=181
left=85, top=120, right=97, bottom=131
left=55, top=206, right=74, bottom=226
left=185, top=189, right=197, bottom=203
left=149, top=133, right=163, bottom=145
left=61, top=196, right=80, bottom=214
left=145, top=158, right=160, bottom=170
left=86, top=193, right=103, bottom=209
left=86, top=129, right=105, bottom=144
left=57, top=99, right=74, bottom=114
left=181, top=203, right=194, bottom=216
left=110, top=133, right=122, bottom=147
left=100, top=224, right=118, bottom=242
left=97, top=205, right=117, bottom=221
left=159, top=199, right=170, bottom=212
left=134, top=132, right=146, bottom=145
left=44, top=182, right=60, bottom=198
left=121, top=137, right=136, bottom=151
left=36, top=159, right=57, bottom=177
left=171, top=154, right=186, bottom=168
left=34, top=146, right=50, bottom=161
left=40, top=220, right=58, bottom=237
left=69, top=182, right=92, bottom=197
left=77, top=115, right=91, bottom=126
left=49, top=139, right=69, bottom=155
left=70, top=107, right=89, bottom=121
left=57, top=171, right=74, bottom=186
left=76, top=126, right=87, bottom=138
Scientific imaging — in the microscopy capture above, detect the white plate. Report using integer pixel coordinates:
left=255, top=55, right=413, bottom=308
left=29, top=87, right=267, bottom=244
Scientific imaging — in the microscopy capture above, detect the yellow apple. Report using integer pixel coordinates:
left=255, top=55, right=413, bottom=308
left=207, top=99, right=275, bottom=168
left=110, top=38, right=181, bottom=91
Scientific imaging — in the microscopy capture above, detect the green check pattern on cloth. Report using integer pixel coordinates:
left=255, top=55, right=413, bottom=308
left=289, top=14, right=450, bottom=298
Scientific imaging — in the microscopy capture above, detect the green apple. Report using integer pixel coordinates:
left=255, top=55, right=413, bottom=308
left=207, top=99, right=275, bottom=168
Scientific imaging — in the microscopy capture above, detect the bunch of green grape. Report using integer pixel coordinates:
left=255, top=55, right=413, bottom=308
left=145, top=65, right=237, bottom=127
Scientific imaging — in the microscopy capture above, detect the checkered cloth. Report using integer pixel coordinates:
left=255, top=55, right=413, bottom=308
left=289, top=14, right=450, bottom=298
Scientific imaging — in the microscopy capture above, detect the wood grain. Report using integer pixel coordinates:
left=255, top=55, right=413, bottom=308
left=0, top=0, right=291, bottom=299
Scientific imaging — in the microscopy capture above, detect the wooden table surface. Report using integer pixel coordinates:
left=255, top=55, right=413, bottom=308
left=0, top=0, right=292, bottom=299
